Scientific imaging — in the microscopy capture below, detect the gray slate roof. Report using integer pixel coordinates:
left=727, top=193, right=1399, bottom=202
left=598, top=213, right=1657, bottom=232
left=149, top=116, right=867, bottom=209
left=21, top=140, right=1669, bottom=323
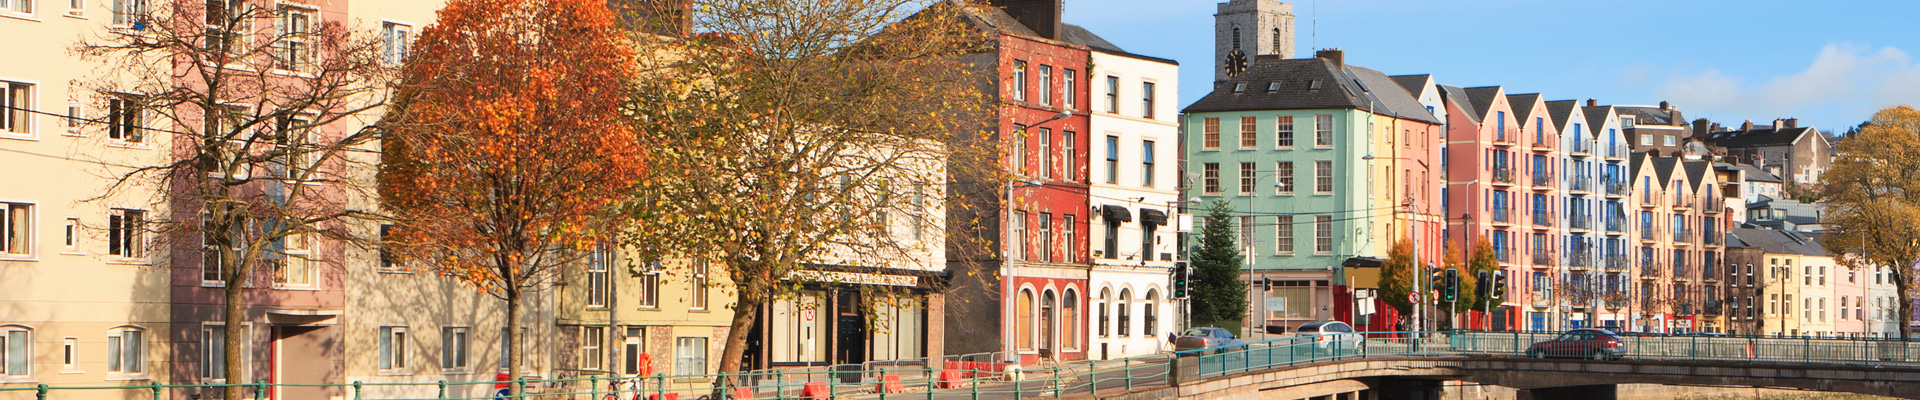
left=1508, top=93, right=1542, bottom=124
left=1440, top=85, right=1481, bottom=124
left=1582, top=106, right=1614, bottom=137
left=1545, top=100, right=1581, bottom=137
left=1684, top=160, right=1710, bottom=191
left=1183, top=57, right=1441, bottom=124
left=1389, top=74, right=1431, bottom=97
left=1736, top=164, right=1782, bottom=183
left=956, top=1, right=1040, bottom=38
left=1059, top=24, right=1122, bottom=53
left=1730, top=228, right=1828, bottom=256
left=1702, top=126, right=1819, bottom=148
left=1464, top=86, right=1503, bottom=121
left=1652, top=156, right=1680, bottom=188
left=1616, top=106, right=1684, bottom=126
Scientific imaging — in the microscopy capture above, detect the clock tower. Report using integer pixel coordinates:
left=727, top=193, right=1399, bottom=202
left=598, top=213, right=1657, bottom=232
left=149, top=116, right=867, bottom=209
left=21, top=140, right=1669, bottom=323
left=1214, top=0, right=1295, bottom=81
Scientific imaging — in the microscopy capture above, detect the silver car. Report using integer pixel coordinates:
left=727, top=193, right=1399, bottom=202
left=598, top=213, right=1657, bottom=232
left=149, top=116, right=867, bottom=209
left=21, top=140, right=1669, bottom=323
left=1294, top=321, right=1362, bottom=350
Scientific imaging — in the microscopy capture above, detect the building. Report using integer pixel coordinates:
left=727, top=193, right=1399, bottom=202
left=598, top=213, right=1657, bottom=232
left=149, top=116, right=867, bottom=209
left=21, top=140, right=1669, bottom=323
left=1744, top=196, right=1826, bottom=233
left=1727, top=164, right=1784, bottom=207
left=1733, top=228, right=1832, bottom=337
left=1184, top=48, right=1444, bottom=334
left=1212, top=0, right=1296, bottom=82
left=1441, top=85, right=1527, bottom=330
left=1065, top=25, right=1184, bottom=360
left=944, top=0, right=1095, bottom=365
left=1616, top=102, right=1691, bottom=157
left=1723, top=234, right=1764, bottom=336
left=1699, top=119, right=1834, bottom=187
left=1547, top=100, right=1599, bottom=329
left=1585, top=103, right=1635, bottom=330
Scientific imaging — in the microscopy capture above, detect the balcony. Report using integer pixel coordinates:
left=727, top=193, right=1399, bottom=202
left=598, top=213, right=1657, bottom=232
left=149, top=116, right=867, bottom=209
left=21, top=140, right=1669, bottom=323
left=1640, top=192, right=1661, bottom=208
left=1703, top=300, right=1723, bottom=316
left=1605, top=145, right=1629, bottom=160
left=1604, top=214, right=1626, bottom=234
left=1703, top=264, right=1721, bottom=281
left=1532, top=251, right=1554, bottom=266
left=1569, top=140, right=1592, bottom=157
left=1640, top=262, right=1663, bottom=278
left=1673, top=262, right=1691, bottom=280
left=1640, top=223, right=1657, bottom=242
left=1531, top=138, right=1554, bottom=152
left=1494, top=128, right=1519, bottom=146
left=1569, top=177, right=1593, bottom=194
left=1704, top=230, right=1723, bottom=247
left=1494, top=247, right=1511, bottom=264
left=1492, top=206, right=1514, bottom=226
left=1604, top=293, right=1629, bottom=309
left=1568, top=213, right=1593, bottom=231
left=1493, top=168, right=1516, bottom=186
left=1604, top=253, right=1630, bottom=271
left=1604, top=180, right=1629, bottom=198
left=1568, top=252, right=1593, bottom=270
left=1531, top=171, right=1555, bottom=189
left=1673, top=227, right=1695, bottom=245
left=1701, top=195, right=1724, bottom=214
left=1532, top=208, right=1553, bottom=227
left=1671, top=195, right=1693, bottom=210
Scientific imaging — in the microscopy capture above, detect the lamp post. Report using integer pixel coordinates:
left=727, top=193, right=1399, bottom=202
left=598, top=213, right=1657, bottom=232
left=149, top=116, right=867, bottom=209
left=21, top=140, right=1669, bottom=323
left=1172, top=197, right=1201, bottom=333
left=1004, top=111, right=1069, bottom=359
left=1362, top=154, right=1432, bottom=332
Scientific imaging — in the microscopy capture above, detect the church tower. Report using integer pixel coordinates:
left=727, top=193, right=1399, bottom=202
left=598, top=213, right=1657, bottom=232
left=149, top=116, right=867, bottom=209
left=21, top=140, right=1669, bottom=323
left=1214, top=0, right=1295, bottom=81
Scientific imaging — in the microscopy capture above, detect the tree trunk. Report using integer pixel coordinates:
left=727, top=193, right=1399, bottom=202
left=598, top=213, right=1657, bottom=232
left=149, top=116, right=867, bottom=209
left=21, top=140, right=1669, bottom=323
left=716, top=289, right=763, bottom=383
left=1899, top=263, right=1912, bottom=340
left=506, top=284, right=522, bottom=395
left=224, top=263, right=246, bottom=400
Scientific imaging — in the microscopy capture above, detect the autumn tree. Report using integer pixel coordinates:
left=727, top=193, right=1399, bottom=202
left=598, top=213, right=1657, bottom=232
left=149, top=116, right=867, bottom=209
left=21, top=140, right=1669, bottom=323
left=1461, top=239, right=1499, bottom=328
left=1821, top=105, right=1920, bottom=339
left=1378, top=240, right=1415, bottom=324
left=74, top=1, right=392, bottom=396
left=614, top=0, right=994, bottom=377
left=1436, top=245, right=1470, bottom=330
left=379, top=0, right=645, bottom=383
left=1188, top=201, right=1248, bottom=330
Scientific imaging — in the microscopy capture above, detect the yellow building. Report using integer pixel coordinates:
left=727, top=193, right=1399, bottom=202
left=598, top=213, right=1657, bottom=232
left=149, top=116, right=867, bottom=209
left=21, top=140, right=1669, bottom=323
left=1733, top=228, right=1833, bottom=337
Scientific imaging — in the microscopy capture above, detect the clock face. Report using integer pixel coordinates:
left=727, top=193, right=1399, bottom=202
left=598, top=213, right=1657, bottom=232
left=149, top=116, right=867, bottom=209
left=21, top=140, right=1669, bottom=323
left=1224, top=49, right=1249, bottom=78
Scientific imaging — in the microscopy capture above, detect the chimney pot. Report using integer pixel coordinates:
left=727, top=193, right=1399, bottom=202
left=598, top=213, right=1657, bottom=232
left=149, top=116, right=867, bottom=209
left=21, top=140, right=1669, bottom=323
left=1783, top=118, right=1798, bottom=128
left=1660, top=100, right=1669, bottom=110
left=1315, top=48, right=1345, bottom=67
left=1586, top=99, right=1597, bottom=107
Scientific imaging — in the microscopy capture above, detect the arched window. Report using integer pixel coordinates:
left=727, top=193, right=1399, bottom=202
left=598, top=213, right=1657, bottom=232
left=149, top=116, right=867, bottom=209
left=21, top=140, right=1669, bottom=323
left=1063, top=289, right=1079, bottom=350
left=1117, top=288, right=1132, bottom=336
left=1040, top=290, right=1057, bottom=353
left=1018, top=289, right=1035, bottom=351
left=1097, top=288, right=1111, bottom=337
left=1231, top=27, right=1242, bottom=51
left=1143, top=289, right=1159, bottom=336
left=107, top=326, right=146, bottom=375
left=1272, top=28, right=1282, bottom=54
left=1, top=325, right=31, bottom=378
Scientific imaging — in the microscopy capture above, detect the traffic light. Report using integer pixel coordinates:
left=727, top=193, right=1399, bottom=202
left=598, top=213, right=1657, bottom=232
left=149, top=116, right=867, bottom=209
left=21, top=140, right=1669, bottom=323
left=1173, top=262, right=1191, bottom=299
left=1262, top=277, right=1272, bottom=291
left=1430, top=268, right=1445, bottom=293
left=1475, top=270, right=1491, bottom=299
left=1492, top=270, right=1508, bottom=299
left=1443, top=268, right=1459, bottom=302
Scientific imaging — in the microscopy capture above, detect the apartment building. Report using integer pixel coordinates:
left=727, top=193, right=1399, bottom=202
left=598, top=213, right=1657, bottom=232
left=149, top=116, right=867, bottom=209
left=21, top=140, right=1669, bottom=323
left=1617, top=102, right=1691, bottom=157
left=1699, top=119, right=1834, bottom=187
left=1184, top=48, right=1444, bottom=334
left=1547, top=100, right=1598, bottom=329
left=1441, top=85, right=1527, bottom=330
left=1734, top=228, right=1830, bottom=337
left=1068, top=26, right=1183, bottom=360
left=1585, top=103, right=1635, bottom=330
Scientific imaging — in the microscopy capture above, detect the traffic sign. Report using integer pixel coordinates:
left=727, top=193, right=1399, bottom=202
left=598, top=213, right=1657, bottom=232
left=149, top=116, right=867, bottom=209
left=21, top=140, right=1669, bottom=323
left=1407, top=292, right=1419, bottom=304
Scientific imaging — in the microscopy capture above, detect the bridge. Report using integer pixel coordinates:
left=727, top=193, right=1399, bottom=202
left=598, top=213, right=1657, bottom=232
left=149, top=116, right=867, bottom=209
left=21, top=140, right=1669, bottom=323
left=9, top=331, right=1920, bottom=400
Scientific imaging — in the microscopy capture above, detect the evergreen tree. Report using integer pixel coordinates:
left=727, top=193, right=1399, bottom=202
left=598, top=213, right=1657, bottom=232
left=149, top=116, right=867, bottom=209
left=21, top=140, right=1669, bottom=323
left=1190, top=200, right=1249, bottom=328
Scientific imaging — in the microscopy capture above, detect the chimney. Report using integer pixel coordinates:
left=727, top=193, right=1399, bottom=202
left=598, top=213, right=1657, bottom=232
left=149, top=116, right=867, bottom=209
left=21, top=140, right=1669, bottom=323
left=1692, top=118, right=1710, bottom=138
left=990, top=0, right=1063, bottom=40
left=1586, top=98, right=1597, bottom=107
left=1660, top=100, right=1669, bottom=110
left=1741, top=120, right=1754, bottom=131
left=1772, top=119, right=1787, bottom=130
left=1315, top=48, right=1345, bottom=67
left=1782, top=118, right=1798, bottom=129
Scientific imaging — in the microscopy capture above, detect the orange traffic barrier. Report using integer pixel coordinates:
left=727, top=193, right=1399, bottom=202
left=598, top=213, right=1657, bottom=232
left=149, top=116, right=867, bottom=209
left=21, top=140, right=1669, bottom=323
left=731, top=387, right=755, bottom=400
left=875, top=374, right=904, bottom=393
left=937, top=370, right=965, bottom=389
left=648, top=394, right=678, bottom=400
left=802, top=381, right=831, bottom=400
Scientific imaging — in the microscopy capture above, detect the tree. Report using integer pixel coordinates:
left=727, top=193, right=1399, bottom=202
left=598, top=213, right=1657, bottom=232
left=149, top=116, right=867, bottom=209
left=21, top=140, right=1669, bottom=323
left=379, top=0, right=645, bottom=385
left=1461, top=239, right=1498, bottom=329
left=74, top=1, right=392, bottom=396
left=1436, top=245, right=1470, bottom=330
left=1378, top=240, right=1415, bottom=323
left=1189, top=201, right=1248, bottom=329
left=614, top=0, right=995, bottom=377
left=1821, top=105, right=1920, bottom=339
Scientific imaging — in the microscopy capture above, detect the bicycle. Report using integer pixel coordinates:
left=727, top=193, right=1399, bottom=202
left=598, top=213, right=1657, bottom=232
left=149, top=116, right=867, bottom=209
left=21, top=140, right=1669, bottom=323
left=602, top=376, right=645, bottom=400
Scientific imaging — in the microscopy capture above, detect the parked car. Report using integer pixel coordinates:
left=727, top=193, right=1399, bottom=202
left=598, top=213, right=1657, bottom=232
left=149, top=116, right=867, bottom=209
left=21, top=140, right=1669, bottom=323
left=1294, top=321, right=1363, bottom=350
left=1525, top=328, right=1627, bottom=360
left=1175, top=328, right=1246, bottom=355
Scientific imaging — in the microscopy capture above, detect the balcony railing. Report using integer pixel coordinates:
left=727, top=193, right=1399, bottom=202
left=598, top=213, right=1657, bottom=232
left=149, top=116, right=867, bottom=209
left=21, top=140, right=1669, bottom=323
left=1492, top=206, right=1513, bottom=224
left=1640, top=192, right=1661, bottom=207
left=1673, top=261, right=1691, bottom=279
left=1494, top=128, right=1519, bottom=146
left=1532, top=171, right=1554, bottom=187
left=1570, top=177, right=1593, bottom=193
left=1704, top=230, right=1723, bottom=246
left=1495, top=248, right=1510, bottom=263
left=1673, top=227, right=1695, bottom=244
left=1532, top=208, right=1553, bottom=227
left=1672, top=195, right=1693, bottom=209
left=1569, top=214, right=1592, bottom=230
left=1568, top=252, right=1593, bottom=269
left=1569, top=140, right=1592, bottom=155
left=1532, top=251, right=1553, bottom=266
left=1640, top=223, right=1656, bottom=241
left=1702, top=195, right=1724, bottom=214
left=1703, top=264, right=1720, bottom=280
left=1604, top=253, right=1630, bottom=271
left=1605, top=180, right=1629, bottom=197
left=1703, top=300, right=1723, bottom=316
left=1641, top=262, right=1663, bottom=278
left=1493, top=168, right=1516, bottom=185
left=1605, top=214, right=1626, bottom=233
left=1606, top=145, right=1629, bottom=159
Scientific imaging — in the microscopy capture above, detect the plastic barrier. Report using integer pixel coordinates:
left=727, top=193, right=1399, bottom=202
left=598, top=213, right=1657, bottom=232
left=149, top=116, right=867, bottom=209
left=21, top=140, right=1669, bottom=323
left=875, top=374, right=904, bottom=393
left=802, top=381, right=831, bottom=400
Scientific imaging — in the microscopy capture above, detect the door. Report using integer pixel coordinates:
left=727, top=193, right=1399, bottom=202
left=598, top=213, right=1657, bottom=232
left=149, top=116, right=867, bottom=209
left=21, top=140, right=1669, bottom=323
left=271, top=326, right=338, bottom=400
left=834, top=291, right=867, bottom=365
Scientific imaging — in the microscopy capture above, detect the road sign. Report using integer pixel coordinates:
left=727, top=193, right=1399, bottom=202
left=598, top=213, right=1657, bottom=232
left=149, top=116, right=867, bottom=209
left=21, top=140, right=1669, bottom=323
left=493, top=388, right=510, bottom=400
left=802, top=309, right=815, bottom=322
left=1408, top=292, right=1419, bottom=304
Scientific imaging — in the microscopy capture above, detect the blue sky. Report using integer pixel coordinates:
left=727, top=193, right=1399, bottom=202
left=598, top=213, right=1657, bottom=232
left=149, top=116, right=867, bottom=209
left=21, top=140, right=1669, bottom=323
left=1062, top=0, right=1920, bottom=131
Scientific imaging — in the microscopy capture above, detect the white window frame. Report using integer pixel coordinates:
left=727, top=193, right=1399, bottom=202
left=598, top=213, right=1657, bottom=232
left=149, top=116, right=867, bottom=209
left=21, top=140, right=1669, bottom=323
left=200, top=324, right=247, bottom=383
left=1314, top=161, right=1333, bottom=195
left=111, top=0, right=143, bottom=26
left=61, top=217, right=78, bottom=254
left=107, top=94, right=146, bottom=144
left=580, top=326, right=604, bottom=371
left=690, top=259, right=709, bottom=310
left=440, top=326, right=470, bottom=372
left=1313, top=114, right=1334, bottom=148
left=0, top=80, right=36, bottom=138
left=106, top=326, right=146, bottom=379
left=636, top=262, right=661, bottom=308
left=64, top=0, right=78, bottom=16
left=378, top=326, right=408, bottom=374
left=0, top=201, right=35, bottom=259
left=272, top=231, right=315, bottom=289
left=273, top=4, right=317, bottom=73
left=674, top=337, right=707, bottom=375
left=0, top=0, right=37, bottom=19
left=380, top=21, right=413, bottom=65
left=1, top=326, right=31, bottom=381
left=585, top=246, right=609, bottom=308
left=61, top=337, right=77, bottom=372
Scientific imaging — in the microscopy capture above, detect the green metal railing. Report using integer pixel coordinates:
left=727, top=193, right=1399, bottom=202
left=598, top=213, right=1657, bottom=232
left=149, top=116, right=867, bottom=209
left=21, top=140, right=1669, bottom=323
left=8, top=330, right=1919, bottom=399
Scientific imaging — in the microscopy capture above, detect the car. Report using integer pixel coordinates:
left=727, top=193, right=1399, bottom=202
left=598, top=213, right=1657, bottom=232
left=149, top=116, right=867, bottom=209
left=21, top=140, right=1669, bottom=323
left=1294, top=321, right=1363, bottom=350
left=1175, top=328, right=1246, bottom=355
left=1525, top=328, right=1627, bottom=360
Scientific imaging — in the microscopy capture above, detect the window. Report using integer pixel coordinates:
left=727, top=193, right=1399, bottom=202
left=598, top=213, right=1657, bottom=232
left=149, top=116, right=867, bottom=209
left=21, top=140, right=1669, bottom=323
left=1100, top=218, right=1118, bottom=259
left=1142, top=82, right=1156, bottom=119
left=109, top=208, right=144, bottom=258
left=275, top=6, right=315, bottom=71
left=1009, top=211, right=1029, bottom=260
left=1663, top=135, right=1676, bottom=146
left=1239, top=116, right=1257, bottom=149
left=1202, top=163, right=1220, bottom=194
left=0, top=81, right=31, bottom=135
left=1063, top=70, right=1076, bottom=108
left=0, top=327, right=27, bottom=378
left=1314, top=161, right=1333, bottom=194
left=1117, top=289, right=1132, bottom=336
left=1104, top=135, right=1118, bottom=184
left=1039, top=291, right=1055, bottom=351
left=1639, top=134, right=1652, bottom=146
left=1097, top=289, right=1110, bottom=336
left=1276, top=162, right=1294, bottom=195
left=1140, top=140, right=1155, bottom=188
left=586, top=246, right=609, bottom=307
left=636, top=262, right=660, bottom=308
left=1239, top=162, right=1255, bottom=194
left=1062, top=289, right=1078, bottom=349
left=1011, top=61, right=1027, bottom=102
left=1038, top=213, right=1052, bottom=262
left=111, top=0, right=141, bottom=25
left=108, top=95, right=144, bottom=142
left=378, top=224, right=399, bottom=272
left=1063, top=131, right=1076, bottom=179
left=272, top=232, right=314, bottom=287
left=1314, top=114, right=1334, bottom=147
left=674, top=337, right=707, bottom=375
left=440, top=327, right=469, bottom=370
left=1141, top=217, right=1156, bottom=259
left=0, top=203, right=30, bottom=257
left=1314, top=215, right=1332, bottom=254
left=1038, top=65, right=1052, bottom=105
left=378, top=326, right=407, bottom=372
left=381, top=22, right=411, bottom=64
left=65, top=102, right=81, bottom=133
left=1010, top=125, right=1026, bottom=173
left=1276, top=115, right=1294, bottom=148
left=621, top=330, right=644, bottom=375
left=1038, top=128, right=1052, bottom=179
left=1143, top=290, right=1159, bottom=336
left=201, top=325, right=227, bottom=379
left=0, top=0, right=33, bottom=16
left=61, top=338, right=75, bottom=371
left=62, top=218, right=77, bottom=252
left=1017, top=289, right=1034, bottom=350
left=1105, top=76, right=1119, bottom=113
left=1202, top=117, right=1220, bottom=150
left=580, top=326, right=604, bottom=371
left=1275, top=215, right=1293, bottom=254
left=690, top=259, right=709, bottom=310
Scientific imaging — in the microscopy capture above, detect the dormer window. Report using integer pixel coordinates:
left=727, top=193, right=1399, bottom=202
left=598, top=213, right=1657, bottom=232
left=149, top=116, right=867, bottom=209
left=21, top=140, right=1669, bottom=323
left=1232, top=83, right=1246, bottom=93
left=1267, top=82, right=1280, bottom=92
left=1309, top=80, right=1322, bottom=90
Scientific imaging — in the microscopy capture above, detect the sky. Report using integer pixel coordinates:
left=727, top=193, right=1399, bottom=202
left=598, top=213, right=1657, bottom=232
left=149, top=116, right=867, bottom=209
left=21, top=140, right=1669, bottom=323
left=1060, top=0, right=1920, bottom=131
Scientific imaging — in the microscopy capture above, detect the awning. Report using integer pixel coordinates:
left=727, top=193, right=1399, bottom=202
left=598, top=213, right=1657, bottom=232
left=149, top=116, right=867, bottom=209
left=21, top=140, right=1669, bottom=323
left=1101, top=205, right=1131, bottom=223
left=1341, top=257, right=1386, bottom=268
left=1139, top=208, right=1169, bottom=226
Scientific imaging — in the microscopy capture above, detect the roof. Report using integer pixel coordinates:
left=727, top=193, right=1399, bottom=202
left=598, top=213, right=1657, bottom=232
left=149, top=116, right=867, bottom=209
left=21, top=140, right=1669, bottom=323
left=1725, top=232, right=1753, bottom=249
left=1440, top=85, right=1481, bottom=124
left=1389, top=74, right=1431, bottom=96
left=1582, top=105, right=1615, bottom=137
left=1507, top=93, right=1542, bottom=124
left=1652, top=156, right=1680, bottom=187
left=1630, top=152, right=1647, bottom=182
left=1735, top=164, right=1782, bottom=183
left=1730, top=228, right=1827, bottom=256
left=1545, top=100, right=1581, bottom=137
left=954, top=1, right=1040, bottom=38
left=1701, top=126, right=1819, bottom=148
left=1464, top=86, right=1503, bottom=121
left=1182, top=56, right=1441, bottom=124
left=1616, top=105, right=1683, bottom=126
left=1058, top=24, right=1122, bottom=53
left=1684, top=161, right=1711, bottom=191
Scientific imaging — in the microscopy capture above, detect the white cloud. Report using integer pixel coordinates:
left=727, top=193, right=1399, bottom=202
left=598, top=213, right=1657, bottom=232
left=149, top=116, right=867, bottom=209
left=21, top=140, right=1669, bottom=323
left=1655, top=43, right=1920, bottom=123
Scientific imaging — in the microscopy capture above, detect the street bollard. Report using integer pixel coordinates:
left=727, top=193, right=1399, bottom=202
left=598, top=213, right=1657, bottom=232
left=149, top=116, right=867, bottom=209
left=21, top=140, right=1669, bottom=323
left=436, top=380, right=447, bottom=399
left=590, top=376, right=600, bottom=400
left=1088, top=361, right=1097, bottom=396
left=254, top=380, right=268, bottom=400
left=1051, top=365, right=1061, bottom=398
left=656, top=374, right=667, bottom=400
left=352, top=381, right=362, bottom=400
left=1124, top=358, right=1133, bottom=392
left=35, top=383, right=47, bottom=400
left=775, top=370, right=785, bottom=400
left=152, top=381, right=164, bottom=400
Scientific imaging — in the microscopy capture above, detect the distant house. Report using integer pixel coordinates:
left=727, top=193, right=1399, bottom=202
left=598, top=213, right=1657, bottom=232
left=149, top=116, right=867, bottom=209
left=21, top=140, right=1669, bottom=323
left=1699, top=119, right=1834, bottom=186
left=1744, top=196, right=1826, bottom=233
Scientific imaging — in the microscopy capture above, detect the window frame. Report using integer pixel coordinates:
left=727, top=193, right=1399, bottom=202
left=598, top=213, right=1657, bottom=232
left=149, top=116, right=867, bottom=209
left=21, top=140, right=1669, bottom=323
left=1238, top=116, right=1257, bottom=149
left=1103, top=135, right=1118, bottom=184
left=585, top=246, right=609, bottom=308
left=0, top=202, right=34, bottom=259
left=1037, top=65, right=1052, bottom=106
left=1276, top=161, right=1294, bottom=195
left=1062, top=69, right=1076, bottom=109
left=381, top=21, right=412, bottom=64
left=1275, top=115, right=1294, bottom=149
left=1274, top=215, right=1294, bottom=255
left=1201, top=117, right=1220, bottom=150
left=439, top=326, right=470, bottom=372
left=636, top=262, right=661, bottom=308
left=1314, top=161, right=1333, bottom=194
left=1104, top=75, right=1119, bottom=114
left=0, top=0, right=37, bottom=19
left=1011, top=60, right=1027, bottom=102
left=580, top=326, right=604, bottom=371
left=1202, top=163, right=1220, bottom=195
left=1314, top=215, right=1333, bottom=255
left=0, top=80, right=36, bottom=138
left=1, top=325, right=32, bottom=380
left=1141, top=81, right=1156, bottom=119
left=107, top=94, right=146, bottom=144
left=106, top=326, right=147, bottom=379
left=1140, top=140, right=1155, bottom=188
left=109, top=208, right=145, bottom=260
left=273, top=4, right=319, bottom=72
left=674, top=337, right=708, bottom=375
left=1238, top=162, right=1255, bottom=195
left=378, top=326, right=409, bottom=374
left=690, top=259, right=710, bottom=310
left=1313, top=114, right=1334, bottom=148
